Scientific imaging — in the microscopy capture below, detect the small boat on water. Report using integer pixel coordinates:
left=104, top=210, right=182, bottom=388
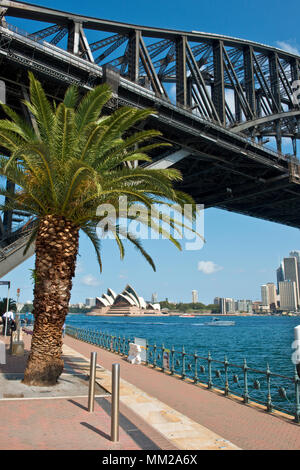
left=205, top=317, right=235, bottom=326
left=179, top=314, right=195, bottom=318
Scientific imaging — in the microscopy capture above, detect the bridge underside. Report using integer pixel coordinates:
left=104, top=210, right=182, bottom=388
left=0, top=1, right=299, bottom=275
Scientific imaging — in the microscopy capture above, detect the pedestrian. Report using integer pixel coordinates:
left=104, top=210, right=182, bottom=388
left=2, top=310, right=14, bottom=336
left=62, top=322, right=66, bottom=338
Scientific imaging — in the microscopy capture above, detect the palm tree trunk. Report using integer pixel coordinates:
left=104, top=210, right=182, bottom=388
left=23, top=215, right=79, bottom=386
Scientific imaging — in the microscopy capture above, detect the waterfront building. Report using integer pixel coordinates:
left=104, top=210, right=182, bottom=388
left=252, top=301, right=262, bottom=313
left=283, top=257, right=300, bottom=307
left=70, top=302, right=85, bottom=309
left=279, top=281, right=298, bottom=311
left=261, top=283, right=277, bottom=310
left=261, top=285, right=269, bottom=307
left=236, top=299, right=253, bottom=313
left=90, top=285, right=161, bottom=315
left=225, top=298, right=235, bottom=314
left=290, top=251, right=300, bottom=300
left=85, top=298, right=96, bottom=307
left=220, top=298, right=226, bottom=314
left=217, top=297, right=235, bottom=314
left=267, top=283, right=277, bottom=309
left=213, top=297, right=220, bottom=306
left=192, top=290, right=198, bottom=304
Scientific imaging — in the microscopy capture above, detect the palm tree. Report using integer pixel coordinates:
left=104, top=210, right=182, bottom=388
left=0, top=73, right=197, bottom=386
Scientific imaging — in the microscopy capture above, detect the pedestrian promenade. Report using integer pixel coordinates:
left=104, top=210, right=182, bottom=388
left=64, top=335, right=300, bottom=450
left=0, top=333, right=236, bottom=450
left=1, top=332, right=300, bottom=450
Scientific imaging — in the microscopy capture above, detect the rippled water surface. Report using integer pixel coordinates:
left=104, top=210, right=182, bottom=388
left=66, top=314, right=300, bottom=376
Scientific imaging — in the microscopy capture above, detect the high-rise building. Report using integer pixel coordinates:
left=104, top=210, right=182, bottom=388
left=85, top=298, right=96, bottom=307
left=283, top=257, right=300, bottom=307
left=290, top=251, right=300, bottom=300
left=261, top=283, right=277, bottom=309
left=236, top=299, right=253, bottom=313
left=225, top=298, right=236, bottom=314
left=261, top=285, right=269, bottom=307
left=213, top=297, right=220, bottom=305
left=151, top=293, right=158, bottom=303
left=192, top=290, right=198, bottom=304
left=267, top=283, right=277, bottom=308
left=276, top=262, right=285, bottom=294
left=279, top=281, right=298, bottom=311
left=220, top=298, right=227, bottom=314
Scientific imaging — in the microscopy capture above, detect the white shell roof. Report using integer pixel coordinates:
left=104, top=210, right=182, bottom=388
left=96, top=296, right=110, bottom=307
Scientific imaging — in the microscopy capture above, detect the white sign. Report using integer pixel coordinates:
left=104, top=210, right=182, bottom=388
left=127, top=343, right=142, bottom=364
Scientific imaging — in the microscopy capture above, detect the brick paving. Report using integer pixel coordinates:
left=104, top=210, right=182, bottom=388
left=1, top=331, right=300, bottom=450
left=0, top=334, right=174, bottom=450
left=64, top=335, right=300, bottom=450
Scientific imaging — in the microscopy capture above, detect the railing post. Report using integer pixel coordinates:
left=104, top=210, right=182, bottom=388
left=224, top=355, right=229, bottom=396
left=266, top=363, right=273, bottom=412
left=207, top=352, right=213, bottom=389
left=111, top=363, right=120, bottom=442
left=161, top=343, right=165, bottom=373
left=194, top=351, right=198, bottom=384
left=170, top=345, right=175, bottom=375
left=243, top=359, right=249, bottom=404
left=153, top=343, right=157, bottom=368
left=181, top=346, right=186, bottom=380
left=88, top=352, right=97, bottom=412
left=145, top=339, right=149, bottom=366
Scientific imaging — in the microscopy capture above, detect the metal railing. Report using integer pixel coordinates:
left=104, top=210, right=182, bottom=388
left=66, top=325, right=300, bottom=423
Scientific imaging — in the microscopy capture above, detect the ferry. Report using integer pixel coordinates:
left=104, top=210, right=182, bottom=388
left=205, top=317, right=235, bottom=326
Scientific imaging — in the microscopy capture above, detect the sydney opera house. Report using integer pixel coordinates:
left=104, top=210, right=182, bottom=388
left=88, top=285, right=161, bottom=315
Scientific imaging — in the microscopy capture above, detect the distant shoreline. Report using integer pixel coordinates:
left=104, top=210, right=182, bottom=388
left=68, top=311, right=300, bottom=317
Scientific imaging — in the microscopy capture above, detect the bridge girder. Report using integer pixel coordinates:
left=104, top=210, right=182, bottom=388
left=0, top=0, right=298, bottom=148
left=0, top=0, right=299, bottom=256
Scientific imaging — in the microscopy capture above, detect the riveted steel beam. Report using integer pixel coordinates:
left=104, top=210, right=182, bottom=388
left=212, top=40, right=225, bottom=125
left=127, top=30, right=140, bottom=83
left=67, top=21, right=81, bottom=55
left=175, top=35, right=187, bottom=107
left=243, top=45, right=256, bottom=117
left=269, top=52, right=281, bottom=113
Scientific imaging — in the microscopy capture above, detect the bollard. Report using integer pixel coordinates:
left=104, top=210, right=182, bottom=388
left=88, top=352, right=97, bottom=412
left=111, top=363, right=120, bottom=442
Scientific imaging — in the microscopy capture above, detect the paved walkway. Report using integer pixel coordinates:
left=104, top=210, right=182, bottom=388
left=64, top=335, right=300, bottom=451
left=0, top=333, right=236, bottom=450
left=1, top=332, right=300, bottom=450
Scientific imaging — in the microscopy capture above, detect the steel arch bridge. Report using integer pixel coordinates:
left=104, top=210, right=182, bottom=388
left=0, top=0, right=299, bottom=275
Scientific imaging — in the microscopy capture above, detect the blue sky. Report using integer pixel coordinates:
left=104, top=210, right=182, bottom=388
left=2, top=0, right=300, bottom=305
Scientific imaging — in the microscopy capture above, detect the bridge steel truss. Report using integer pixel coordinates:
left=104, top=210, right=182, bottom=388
left=0, top=0, right=299, bottom=260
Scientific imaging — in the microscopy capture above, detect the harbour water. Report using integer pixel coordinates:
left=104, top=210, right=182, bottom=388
left=66, top=314, right=300, bottom=416
left=66, top=314, right=299, bottom=376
